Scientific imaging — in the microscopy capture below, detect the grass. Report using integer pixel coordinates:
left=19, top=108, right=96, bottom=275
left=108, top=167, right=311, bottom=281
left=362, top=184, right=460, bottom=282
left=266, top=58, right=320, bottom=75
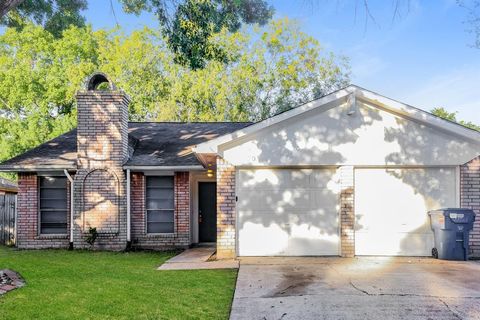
left=0, top=246, right=237, bottom=320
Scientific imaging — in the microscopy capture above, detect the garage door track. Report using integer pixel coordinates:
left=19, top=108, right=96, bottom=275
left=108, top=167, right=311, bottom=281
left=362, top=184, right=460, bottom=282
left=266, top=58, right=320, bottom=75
left=230, top=257, right=480, bottom=320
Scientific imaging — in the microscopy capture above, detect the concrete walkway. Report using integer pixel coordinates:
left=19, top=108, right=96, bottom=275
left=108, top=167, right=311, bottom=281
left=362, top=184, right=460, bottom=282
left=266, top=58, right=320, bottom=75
left=231, top=257, right=480, bottom=320
left=158, top=247, right=239, bottom=270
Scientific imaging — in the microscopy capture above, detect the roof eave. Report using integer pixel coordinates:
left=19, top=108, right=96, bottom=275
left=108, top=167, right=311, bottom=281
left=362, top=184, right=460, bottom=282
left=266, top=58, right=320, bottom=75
left=123, top=165, right=205, bottom=171
left=0, top=165, right=77, bottom=172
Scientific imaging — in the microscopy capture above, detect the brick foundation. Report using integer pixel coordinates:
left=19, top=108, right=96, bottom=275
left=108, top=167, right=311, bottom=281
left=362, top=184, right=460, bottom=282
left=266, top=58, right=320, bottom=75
left=461, top=156, right=480, bottom=257
left=130, top=172, right=190, bottom=249
left=216, top=157, right=236, bottom=259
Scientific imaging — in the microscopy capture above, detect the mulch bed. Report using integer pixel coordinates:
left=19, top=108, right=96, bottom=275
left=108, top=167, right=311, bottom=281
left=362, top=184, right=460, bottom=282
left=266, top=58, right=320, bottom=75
left=0, top=269, right=25, bottom=295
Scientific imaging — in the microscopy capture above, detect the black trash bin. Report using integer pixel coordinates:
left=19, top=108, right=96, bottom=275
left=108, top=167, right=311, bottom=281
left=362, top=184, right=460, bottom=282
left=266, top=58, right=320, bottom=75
left=428, top=208, right=476, bottom=261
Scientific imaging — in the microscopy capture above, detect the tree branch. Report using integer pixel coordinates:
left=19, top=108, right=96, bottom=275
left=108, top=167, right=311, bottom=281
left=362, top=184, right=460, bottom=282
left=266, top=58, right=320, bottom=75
left=0, top=0, right=24, bottom=18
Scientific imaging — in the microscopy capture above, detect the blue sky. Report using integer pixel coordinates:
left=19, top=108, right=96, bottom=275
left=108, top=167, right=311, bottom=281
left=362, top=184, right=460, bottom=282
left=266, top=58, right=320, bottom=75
left=84, top=0, right=479, bottom=123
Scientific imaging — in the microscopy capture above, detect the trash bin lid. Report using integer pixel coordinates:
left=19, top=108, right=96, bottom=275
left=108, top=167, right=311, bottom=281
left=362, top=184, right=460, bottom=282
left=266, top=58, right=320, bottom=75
left=428, top=208, right=476, bottom=223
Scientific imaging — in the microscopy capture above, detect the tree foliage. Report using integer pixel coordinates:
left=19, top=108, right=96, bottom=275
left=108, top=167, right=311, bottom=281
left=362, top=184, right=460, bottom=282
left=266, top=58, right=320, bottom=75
left=119, top=0, right=274, bottom=69
left=0, top=0, right=87, bottom=38
left=1, top=0, right=273, bottom=68
left=0, top=18, right=350, bottom=167
left=431, top=107, right=480, bottom=131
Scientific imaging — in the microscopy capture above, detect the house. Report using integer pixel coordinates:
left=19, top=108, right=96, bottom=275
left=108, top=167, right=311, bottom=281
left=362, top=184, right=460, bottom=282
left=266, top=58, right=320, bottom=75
left=0, top=73, right=479, bottom=258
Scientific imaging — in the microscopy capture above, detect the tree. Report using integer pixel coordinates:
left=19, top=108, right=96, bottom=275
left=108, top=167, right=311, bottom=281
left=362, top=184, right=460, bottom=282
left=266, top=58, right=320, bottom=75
left=0, top=0, right=87, bottom=38
left=0, top=19, right=349, bottom=167
left=431, top=107, right=480, bottom=131
left=119, top=0, right=274, bottom=69
left=1, top=0, right=273, bottom=68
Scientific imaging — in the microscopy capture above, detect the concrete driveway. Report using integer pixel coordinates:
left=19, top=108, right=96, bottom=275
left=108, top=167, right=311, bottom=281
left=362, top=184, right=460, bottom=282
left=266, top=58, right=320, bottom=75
left=230, top=257, right=480, bottom=320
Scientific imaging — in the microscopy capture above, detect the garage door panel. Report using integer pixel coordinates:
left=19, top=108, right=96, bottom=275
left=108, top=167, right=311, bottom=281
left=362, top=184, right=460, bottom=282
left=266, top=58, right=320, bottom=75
left=355, top=168, right=457, bottom=256
left=239, top=189, right=338, bottom=213
left=238, top=169, right=337, bottom=188
left=238, top=168, right=339, bottom=256
left=355, top=232, right=433, bottom=256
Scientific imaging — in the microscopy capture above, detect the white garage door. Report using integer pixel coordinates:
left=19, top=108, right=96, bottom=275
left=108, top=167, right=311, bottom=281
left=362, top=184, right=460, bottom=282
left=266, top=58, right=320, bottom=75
left=237, top=168, right=340, bottom=256
left=355, top=167, right=458, bottom=256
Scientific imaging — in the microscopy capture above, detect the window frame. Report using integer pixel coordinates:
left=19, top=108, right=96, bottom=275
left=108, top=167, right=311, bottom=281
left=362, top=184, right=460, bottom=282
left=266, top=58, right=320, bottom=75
left=38, top=176, right=68, bottom=236
left=144, top=175, right=175, bottom=235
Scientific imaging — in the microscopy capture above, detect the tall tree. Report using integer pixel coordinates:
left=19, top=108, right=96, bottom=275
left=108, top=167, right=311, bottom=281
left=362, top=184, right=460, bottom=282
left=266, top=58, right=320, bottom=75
left=0, top=19, right=349, bottom=166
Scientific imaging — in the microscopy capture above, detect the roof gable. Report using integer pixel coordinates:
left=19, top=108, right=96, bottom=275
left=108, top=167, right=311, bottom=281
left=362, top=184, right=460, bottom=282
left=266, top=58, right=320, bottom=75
left=194, top=85, right=480, bottom=155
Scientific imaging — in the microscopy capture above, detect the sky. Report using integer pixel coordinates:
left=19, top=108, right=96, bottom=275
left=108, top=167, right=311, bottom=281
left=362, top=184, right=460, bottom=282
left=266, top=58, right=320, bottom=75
left=83, top=0, right=480, bottom=123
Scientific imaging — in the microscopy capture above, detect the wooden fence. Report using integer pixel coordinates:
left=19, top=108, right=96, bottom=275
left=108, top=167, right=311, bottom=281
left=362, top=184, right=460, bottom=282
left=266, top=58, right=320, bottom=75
left=0, top=193, right=16, bottom=246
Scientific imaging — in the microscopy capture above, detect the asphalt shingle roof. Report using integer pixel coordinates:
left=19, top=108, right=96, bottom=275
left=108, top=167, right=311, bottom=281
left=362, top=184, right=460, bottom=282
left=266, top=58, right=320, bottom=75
left=0, top=122, right=252, bottom=170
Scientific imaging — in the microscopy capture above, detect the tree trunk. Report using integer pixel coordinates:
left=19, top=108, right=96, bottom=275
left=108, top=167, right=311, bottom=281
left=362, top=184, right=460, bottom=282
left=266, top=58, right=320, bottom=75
left=0, top=0, right=24, bottom=18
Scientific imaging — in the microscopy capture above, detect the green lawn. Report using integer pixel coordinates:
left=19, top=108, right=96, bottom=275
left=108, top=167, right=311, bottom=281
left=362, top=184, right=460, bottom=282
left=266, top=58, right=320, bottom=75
left=0, top=246, right=237, bottom=320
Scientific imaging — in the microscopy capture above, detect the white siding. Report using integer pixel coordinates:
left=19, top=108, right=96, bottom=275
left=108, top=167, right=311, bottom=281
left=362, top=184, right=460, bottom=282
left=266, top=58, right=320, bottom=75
left=220, top=100, right=480, bottom=166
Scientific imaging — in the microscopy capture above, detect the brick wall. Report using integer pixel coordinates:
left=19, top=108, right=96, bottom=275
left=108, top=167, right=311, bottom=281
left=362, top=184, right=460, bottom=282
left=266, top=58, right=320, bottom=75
left=216, top=157, right=236, bottom=259
left=339, top=166, right=355, bottom=257
left=461, top=156, right=480, bottom=257
left=130, top=172, right=190, bottom=249
left=16, top=173, right=70, bottom=249
left=73, top=89, right=129, bottom=250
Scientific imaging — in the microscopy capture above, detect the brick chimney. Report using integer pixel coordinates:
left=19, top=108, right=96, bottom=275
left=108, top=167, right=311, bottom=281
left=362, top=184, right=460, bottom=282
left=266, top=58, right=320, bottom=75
left=73, top=73, right=130, bottom=250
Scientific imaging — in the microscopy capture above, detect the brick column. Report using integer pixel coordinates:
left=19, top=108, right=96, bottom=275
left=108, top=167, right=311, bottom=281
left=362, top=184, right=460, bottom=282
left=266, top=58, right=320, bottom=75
left=216, top=157, right=236, bottom=259
left=174, top=172, right=190, bottom=246
left=339, top=166, right=355, bottom=257
left=73, top=77, right=130, bottom=250
left=461, top=156, right=480, bottom=257
left=130, top=172, right=145, bottom=244
left=16, top=173, right=37, bottom=249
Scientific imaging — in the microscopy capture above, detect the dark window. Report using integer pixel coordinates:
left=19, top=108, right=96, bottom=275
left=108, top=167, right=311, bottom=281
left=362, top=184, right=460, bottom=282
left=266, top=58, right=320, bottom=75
left=39, top=176, right=68, bottom=234
left=146, top=176, right=174, bottom=233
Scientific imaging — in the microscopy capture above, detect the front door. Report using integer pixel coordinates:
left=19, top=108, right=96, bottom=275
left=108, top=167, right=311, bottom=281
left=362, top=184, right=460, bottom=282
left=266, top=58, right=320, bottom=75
left=199, top=182, right=217, bottom=242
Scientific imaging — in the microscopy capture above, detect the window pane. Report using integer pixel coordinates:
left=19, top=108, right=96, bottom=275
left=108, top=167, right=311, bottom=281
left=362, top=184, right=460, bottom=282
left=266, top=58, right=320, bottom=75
left=40, top=188, right=67, bottom=199
left=147, top=222, right=174, bottom=233
left=146, top=187, right=174, bottom=200
left=147, top=176, right=174, bottom=188
left=40, top=176, right=67, bottom=188
left=40, top=199, right=67, bottom=210
left=145, top=176, right=174, bottom=233
left=147, top=210, right=174, bottom=223
left=39, top=177, right=68, bottom=235
left=146, top=198, right=174, bottom=210
left=41, top=210, right=68, bottom=223
left=41, top=223, right=67, bottom=234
